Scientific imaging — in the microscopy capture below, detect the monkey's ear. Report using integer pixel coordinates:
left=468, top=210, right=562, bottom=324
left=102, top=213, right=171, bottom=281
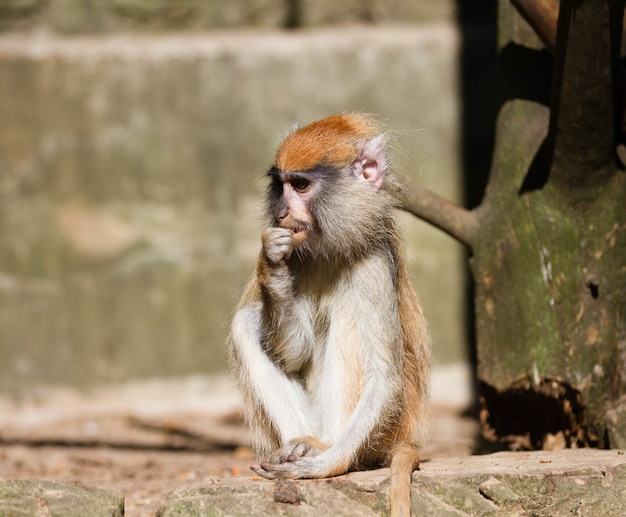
left=352, top=134, right=388, bottom=189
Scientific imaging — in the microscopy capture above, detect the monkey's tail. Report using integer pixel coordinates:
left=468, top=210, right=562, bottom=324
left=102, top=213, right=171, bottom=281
left=389, top=443, right=420, bottom=517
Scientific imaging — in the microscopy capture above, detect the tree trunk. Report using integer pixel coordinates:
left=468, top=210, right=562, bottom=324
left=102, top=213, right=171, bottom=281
left=401, top=0, right=626, bottom=449
left=475, top=0, right=626, bottom=449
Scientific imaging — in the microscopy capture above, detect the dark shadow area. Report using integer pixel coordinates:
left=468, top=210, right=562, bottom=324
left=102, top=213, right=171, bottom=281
left=518, top=135, right=553, bottom=193
left=456, top=0, right=497, bottom=211
left=455, top=0, right=497, bottom=398
left=497, top=43, right=552, bottom=108
left=478, top=377, right=599, bottom=451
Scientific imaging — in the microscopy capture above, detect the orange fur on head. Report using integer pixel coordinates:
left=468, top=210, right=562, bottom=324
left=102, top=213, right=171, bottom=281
left=275, top=114, right=382, bottom=172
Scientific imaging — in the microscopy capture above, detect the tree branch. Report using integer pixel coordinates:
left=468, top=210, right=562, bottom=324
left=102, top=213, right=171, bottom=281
left=509, top=0, right=559, bottom=54
left=398, top=176, right=479, bottom=250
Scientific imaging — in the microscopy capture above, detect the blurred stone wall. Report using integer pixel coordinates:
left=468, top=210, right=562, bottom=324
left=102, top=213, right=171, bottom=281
left=0, top=0, right=453, bottom=32
left=0, top=1, right=466, bottom=394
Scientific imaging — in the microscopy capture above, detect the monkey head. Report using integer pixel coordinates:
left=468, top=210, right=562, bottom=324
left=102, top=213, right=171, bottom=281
left=265, top=114, right=398, bottom=261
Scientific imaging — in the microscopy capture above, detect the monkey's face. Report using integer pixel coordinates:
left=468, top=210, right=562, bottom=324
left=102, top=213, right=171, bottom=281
left=264, top=114, right=396, bottom=262
left=266, top=167, right=323, bottom=248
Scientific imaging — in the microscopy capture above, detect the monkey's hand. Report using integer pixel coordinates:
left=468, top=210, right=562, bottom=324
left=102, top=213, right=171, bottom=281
left=262, top=227, right=294, bottom=265
left=251, top=437, right=333, bottom=479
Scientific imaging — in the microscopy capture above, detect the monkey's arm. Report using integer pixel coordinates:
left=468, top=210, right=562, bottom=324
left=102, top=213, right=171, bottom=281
left=231, top=227, right=318, bottom=454
left=231, top=303, right=315, bottom=454
left=256, top=227, right=315, bottom=373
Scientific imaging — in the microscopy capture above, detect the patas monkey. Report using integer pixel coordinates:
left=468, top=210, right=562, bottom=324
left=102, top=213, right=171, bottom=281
left=230, top=113, right=430, bottom=516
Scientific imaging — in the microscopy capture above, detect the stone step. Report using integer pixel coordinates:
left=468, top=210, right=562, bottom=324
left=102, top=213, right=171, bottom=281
left=4, top=449, right=623, bottom=515
left=158, top=449, right=626, bottom=516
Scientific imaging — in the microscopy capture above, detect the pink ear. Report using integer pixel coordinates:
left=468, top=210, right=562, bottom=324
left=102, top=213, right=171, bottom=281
left=354, top=158, right=383, bottom=188
left=352, top=134, right=387, bottom=189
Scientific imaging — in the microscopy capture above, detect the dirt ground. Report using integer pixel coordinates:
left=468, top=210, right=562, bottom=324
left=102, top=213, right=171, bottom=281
left=0, top=366, right=479, bottom=516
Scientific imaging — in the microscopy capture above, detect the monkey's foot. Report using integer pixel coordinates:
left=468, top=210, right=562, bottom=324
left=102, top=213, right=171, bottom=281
left=251, top=456, right=320, bottom=479
left=251, top=437, right=332, bottom=479
left=276, top=436, right=331, bottom=463
left=251, top=445, right=349, bottom=480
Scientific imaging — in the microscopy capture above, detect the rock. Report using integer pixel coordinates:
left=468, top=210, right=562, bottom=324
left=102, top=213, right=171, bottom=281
left=157, top=449, right=626, bottom=516
left=0, top=479, right=124, bottom=517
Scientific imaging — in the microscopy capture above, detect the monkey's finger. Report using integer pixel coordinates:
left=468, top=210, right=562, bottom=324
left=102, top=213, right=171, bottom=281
left=261, top=465, right=291, bottom=478
left=267, top=246, right=294, bottom=263
left=274, top=242, right=293, bottom=257
left=257, top=458, right=318, bottom=479
left=277, top=444, right=298, bottom=463
left=290, top=441, right=312, bottom=459
left=255, top=462, right=293, bottom=479
left=265, top=247, right=292, bottom=264
left=250, top=463, right=279, bottom=480
left=262, top=228, right=293, bottom=249
left=278, top=452, right=298, bottom=463
left=266, top=234, right=293, bottom=248
left=263, top=231, right=293, bottom=257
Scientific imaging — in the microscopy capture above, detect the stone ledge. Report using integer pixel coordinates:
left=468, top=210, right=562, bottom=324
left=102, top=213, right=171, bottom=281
left=158, top=449, right=626, bottom=516
left=0, top=479, right=124, bottom=517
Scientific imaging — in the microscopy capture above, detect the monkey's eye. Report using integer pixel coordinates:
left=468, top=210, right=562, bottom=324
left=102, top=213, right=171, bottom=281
left=290, top=177, right=312, bottom=193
